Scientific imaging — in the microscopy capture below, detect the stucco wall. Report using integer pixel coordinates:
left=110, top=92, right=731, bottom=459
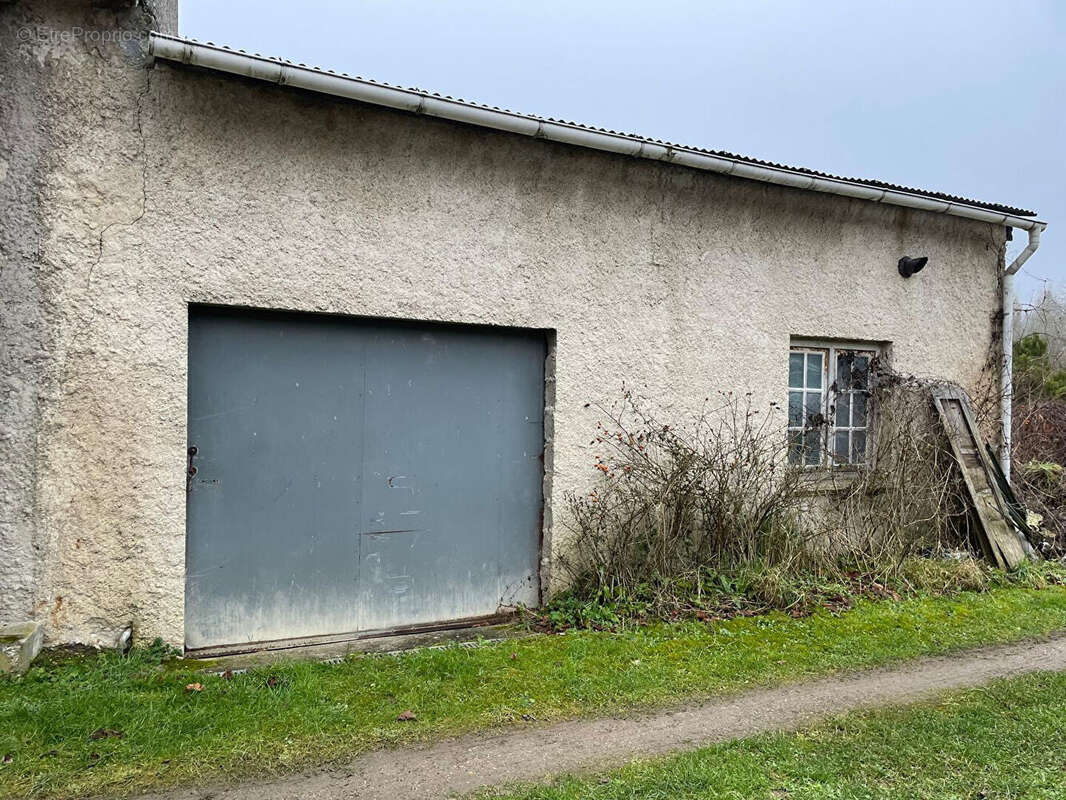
left=0, top=0, right=164, bottom=644
left=0, top=3, right=50, bottom=635
left=1, top=1, right=1006, bottom=648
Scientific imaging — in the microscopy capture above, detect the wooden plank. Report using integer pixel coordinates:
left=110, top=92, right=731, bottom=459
left=932, top=387, right=1029, bottom=570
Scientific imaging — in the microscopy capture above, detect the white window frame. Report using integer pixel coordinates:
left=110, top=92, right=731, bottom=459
left=788, top=339, right=881, bottom=468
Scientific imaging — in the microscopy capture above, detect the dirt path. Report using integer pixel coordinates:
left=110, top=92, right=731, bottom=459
left=146, top=634, right=1066, bottom=800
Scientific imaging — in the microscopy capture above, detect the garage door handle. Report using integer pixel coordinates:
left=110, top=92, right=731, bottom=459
left=186, top=446, right=198, bottom=492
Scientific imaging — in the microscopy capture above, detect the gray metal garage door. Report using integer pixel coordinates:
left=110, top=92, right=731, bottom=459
left=185, top=307, right=545, bottom=652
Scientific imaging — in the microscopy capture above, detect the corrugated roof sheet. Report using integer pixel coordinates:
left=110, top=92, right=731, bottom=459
left=159, top=36, right=1037, bottom=218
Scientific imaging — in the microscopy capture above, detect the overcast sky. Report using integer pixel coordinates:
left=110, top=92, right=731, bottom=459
left=181, top=0, right=1064, bottom=303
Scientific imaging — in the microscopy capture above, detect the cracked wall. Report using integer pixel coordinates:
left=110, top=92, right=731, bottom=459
left=1, top=0, right=1007, bottom=647
left=0, top=0, right=163, bottom=643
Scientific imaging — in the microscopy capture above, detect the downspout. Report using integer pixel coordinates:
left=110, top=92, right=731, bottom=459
left=1001, top=223, right=1045, bottom=478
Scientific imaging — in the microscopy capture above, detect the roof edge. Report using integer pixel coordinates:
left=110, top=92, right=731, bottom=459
left=148, top=32, right=1044, bottom=231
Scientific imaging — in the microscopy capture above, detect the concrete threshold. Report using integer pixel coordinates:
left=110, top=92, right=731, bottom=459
left=188, top=621, right=531, bottom=672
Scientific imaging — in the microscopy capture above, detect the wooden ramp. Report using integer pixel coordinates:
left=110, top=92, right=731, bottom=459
left=932, top=387, right=1031, bottom=570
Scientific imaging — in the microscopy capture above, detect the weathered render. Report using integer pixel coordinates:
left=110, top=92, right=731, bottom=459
left=2, top=0, right=1010, bottom=648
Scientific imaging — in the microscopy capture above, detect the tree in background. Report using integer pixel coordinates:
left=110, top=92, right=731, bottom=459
left=1013, top=288, right=1066, bottom=542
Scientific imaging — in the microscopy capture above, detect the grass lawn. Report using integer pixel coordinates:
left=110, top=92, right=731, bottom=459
left=1, top=585, right=1065, bottom=798
left=485, top=669, right=1066, bottom=799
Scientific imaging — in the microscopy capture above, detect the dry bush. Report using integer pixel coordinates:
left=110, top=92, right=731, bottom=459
left=813, top=370, right=976, bottom=570
left=1012, top=381, right=1066, bottom=541
left=559, top=390, right=806, bottom=603
left=558, top=376, right=983, bottom=619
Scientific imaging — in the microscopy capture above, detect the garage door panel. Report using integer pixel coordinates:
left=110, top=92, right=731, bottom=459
left=356, top=325, right=542, bottom=631
left=186, top=311, right=367, bottom=649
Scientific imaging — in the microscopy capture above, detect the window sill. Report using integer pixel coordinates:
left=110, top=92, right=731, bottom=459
left=793, top=468, right=863, bottom=496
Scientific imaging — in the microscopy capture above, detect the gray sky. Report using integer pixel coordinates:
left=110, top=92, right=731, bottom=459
left=181, top=0, right=1064, bottom=302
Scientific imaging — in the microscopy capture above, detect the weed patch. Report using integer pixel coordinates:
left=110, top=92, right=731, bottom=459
left=532, top=557, right=1066, bottom=631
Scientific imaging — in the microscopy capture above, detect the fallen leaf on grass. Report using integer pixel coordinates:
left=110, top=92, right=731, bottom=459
left=89, top=729, right=124, bottom=741
left=185, top=683, right=204, bottom=693
left=396, top=710, right=417, bottom=722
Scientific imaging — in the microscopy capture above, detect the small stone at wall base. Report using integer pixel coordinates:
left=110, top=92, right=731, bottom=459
left=0, top=622, right=43, bottom=675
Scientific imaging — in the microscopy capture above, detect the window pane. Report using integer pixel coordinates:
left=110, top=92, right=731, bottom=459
left=852, top=355, right=870, bottom=390
left=804, top=431, right=822, bottom=465
left=834, top=430, right=850, bottom=463
left=853, top=392, right=868, bottom=427
left=789, top=391, right=803, bottom=427
left=806, top=353, right=823, bottom=389
left=836, top=353, right=853, bottom=390
left=854, top=431, right=867, bottom=461
left=834, top=394, right=850, bottom=427
left=804, top=391, right=821, bottom=426
left=788, top=431, right=804, bottom=465
left=789, top=352, right=804, bottom=389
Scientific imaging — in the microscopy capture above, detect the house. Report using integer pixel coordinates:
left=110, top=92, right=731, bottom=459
left=0, top=0, right=1045, bottom=655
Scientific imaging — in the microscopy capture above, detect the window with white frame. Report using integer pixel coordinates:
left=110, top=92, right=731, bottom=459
left=787, top=341, right=879, bottom=467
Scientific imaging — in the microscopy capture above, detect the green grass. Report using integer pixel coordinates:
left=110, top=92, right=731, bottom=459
left=2, top=585, right=1066, bottom=798
left=486, top=670, right=1066, bottom=799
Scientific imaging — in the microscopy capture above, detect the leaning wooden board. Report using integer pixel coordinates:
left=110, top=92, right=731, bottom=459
left=932, top=387, right=1029, bottom=570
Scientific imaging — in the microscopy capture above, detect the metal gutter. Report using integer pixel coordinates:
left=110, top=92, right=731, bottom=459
left=148, top=32, right=1043, bottom=232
